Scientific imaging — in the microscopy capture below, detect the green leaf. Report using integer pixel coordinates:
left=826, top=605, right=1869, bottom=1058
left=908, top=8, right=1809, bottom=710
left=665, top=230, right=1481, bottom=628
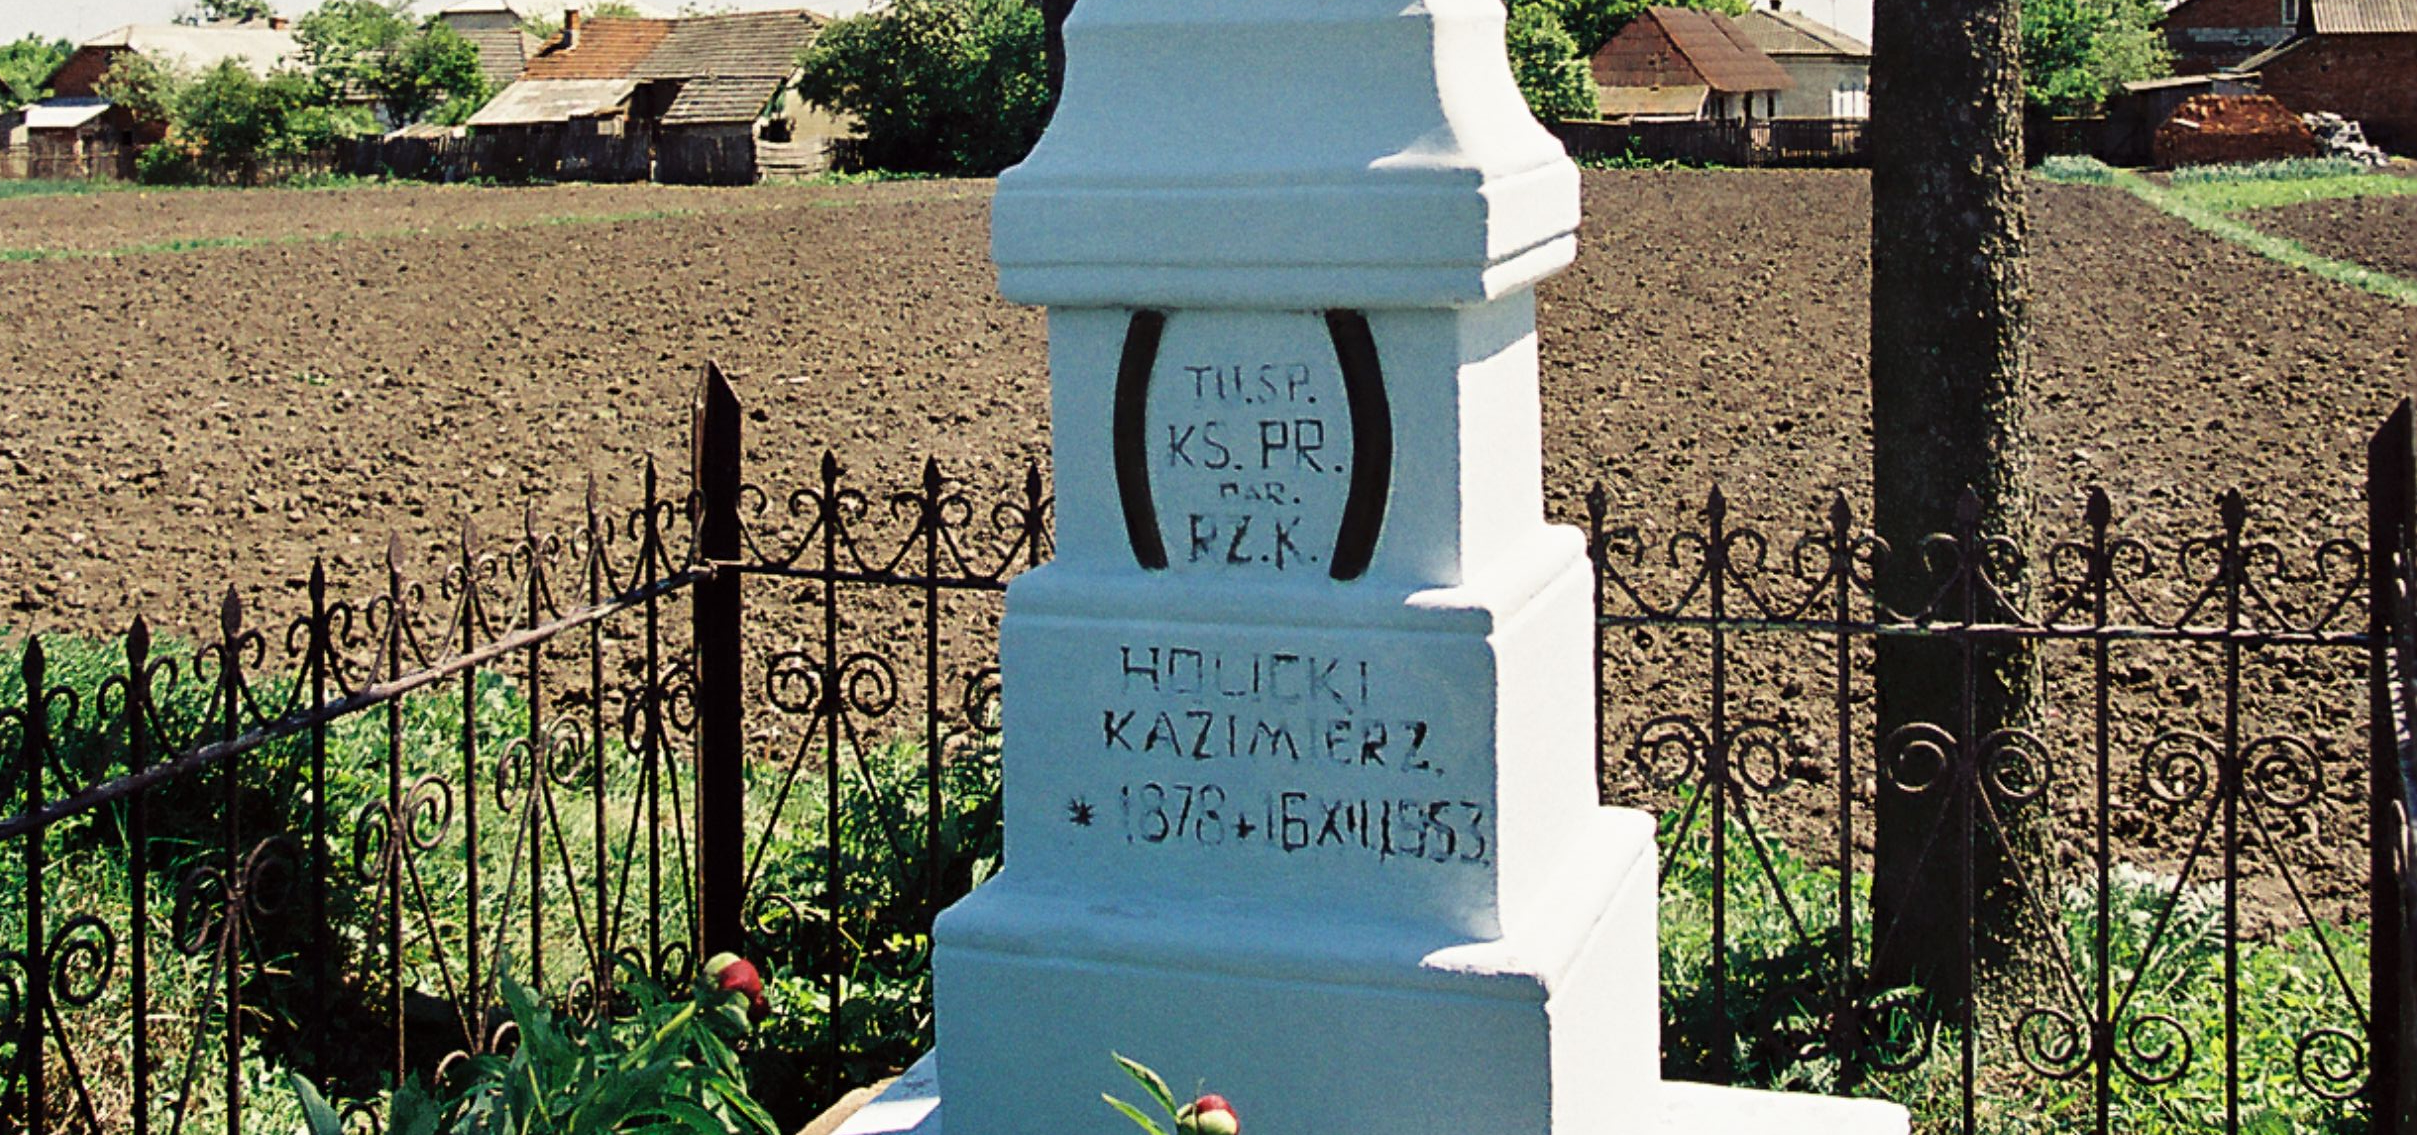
left=1102, top=1093, right=1169, bottom=1135
left=1112, top=1053, right=1177, bottom=1118
left=288, top=1073, right=345, bottom=1135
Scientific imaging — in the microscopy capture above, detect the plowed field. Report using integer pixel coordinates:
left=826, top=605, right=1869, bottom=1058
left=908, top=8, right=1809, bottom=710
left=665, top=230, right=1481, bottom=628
left=2, top=170, right=2412, bottom=923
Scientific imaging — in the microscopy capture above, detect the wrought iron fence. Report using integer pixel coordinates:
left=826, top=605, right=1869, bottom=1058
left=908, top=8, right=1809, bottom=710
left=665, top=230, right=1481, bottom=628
left=5, top=366, right=2417, bottom=1134
left=1589, top=406, right=2417, bottom=1134
left=0, top=365, right=1044, bottom=1133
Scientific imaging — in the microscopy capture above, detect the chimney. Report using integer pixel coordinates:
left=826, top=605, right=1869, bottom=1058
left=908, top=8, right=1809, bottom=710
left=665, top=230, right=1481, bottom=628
left=268, top=15, right=290, bottom=29
left=564, top=7, right=583, bottom=48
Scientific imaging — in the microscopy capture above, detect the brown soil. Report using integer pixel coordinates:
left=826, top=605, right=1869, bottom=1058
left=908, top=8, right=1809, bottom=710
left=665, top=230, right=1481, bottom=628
left=2251, top=191, right=2417, bottom=281
left=0, top=178, right=971, bottom=255
left=3, top=170, right=2412, bottom=928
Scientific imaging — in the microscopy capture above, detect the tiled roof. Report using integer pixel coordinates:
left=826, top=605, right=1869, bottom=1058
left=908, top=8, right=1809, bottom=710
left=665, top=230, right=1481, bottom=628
left=1658, top=9, right=1793, bottom=91
left=1735, top=8, right=1871, bottom=56
left=458, top=24, right=540, bottom=88
left=2312, top=0, right=2417, bottom=32
left=634, top=10, right=822, bottom=81
left=660, top=74, right=786, bottom=123
left=521, top=18, right=672, bottom=81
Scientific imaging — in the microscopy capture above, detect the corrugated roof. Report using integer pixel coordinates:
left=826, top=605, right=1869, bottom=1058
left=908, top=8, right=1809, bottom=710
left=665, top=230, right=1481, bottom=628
left=634, top=10, right=821, bottom=80
left=1592, top=8, right=1792, bottom=94
left=2312, top=0, right=2417, bottom=31
left=465, top=77, right=635, bottom=125
left=1659, top=9, right=1794, bottom=91
left=521, top=17, right=672, bottom=80
left=1600, top=84, right=1711, bottom=118
left=660, top=74, right=786, bottom=123
left=1735, top=8, right=1871, bottom=56
left=78, top=24, right=301, bottom=77
left=23, top=97, right=112, bottom=130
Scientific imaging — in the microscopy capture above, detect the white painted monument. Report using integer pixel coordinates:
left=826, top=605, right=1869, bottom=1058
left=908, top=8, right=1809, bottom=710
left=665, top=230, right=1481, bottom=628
left=835, top=1, right=1909, bottom=1132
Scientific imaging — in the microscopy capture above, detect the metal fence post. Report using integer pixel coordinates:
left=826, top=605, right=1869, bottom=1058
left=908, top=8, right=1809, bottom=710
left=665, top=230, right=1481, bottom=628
left=693, top=362, right=746, bottom=961
left=2370, top=397, right=2416, bottom=1135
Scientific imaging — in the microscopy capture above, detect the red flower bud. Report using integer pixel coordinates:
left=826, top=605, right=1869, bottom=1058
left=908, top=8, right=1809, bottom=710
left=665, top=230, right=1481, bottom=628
left=705, top=952, right=768, bottom=1020
left=1176, top=1094, right=1238, bottom=1135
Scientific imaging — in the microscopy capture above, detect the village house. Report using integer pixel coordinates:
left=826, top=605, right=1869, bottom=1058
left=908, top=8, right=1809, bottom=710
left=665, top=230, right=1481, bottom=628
left=0, top=21, right=303, bottom=177
left=1589, top=7, right=1793, bottom=122
left=1733, top=2, right=1871, bottom=118
left=2235, top=0, right=2417, bottom=153
left=466, top=7, right=842, bottom=181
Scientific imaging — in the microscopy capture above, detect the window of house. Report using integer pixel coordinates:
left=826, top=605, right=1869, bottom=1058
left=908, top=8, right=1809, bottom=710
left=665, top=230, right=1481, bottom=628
left=2281, top=0, right=2299, bottom=25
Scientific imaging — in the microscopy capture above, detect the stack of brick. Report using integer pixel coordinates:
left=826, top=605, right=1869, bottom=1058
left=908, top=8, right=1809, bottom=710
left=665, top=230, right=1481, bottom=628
left=2153, top=94, right=2321, bottom=167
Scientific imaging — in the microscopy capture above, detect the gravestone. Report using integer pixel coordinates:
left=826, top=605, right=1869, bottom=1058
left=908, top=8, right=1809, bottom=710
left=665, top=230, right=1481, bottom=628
left=834, top=1, right=1909, bottom=1132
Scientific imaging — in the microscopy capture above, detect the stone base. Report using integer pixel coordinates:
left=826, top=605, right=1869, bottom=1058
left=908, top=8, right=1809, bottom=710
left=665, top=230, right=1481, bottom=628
left=905, top=806, right=1901, bottom=1135
left=832, top=1055, right=1910, bottom=1135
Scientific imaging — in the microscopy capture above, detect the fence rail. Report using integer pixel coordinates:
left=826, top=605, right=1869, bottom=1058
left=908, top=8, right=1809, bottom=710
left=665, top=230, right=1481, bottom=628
left=1554, top=118, right=1871, bottom=168
left=2, top=372, right=2412, bottom=1133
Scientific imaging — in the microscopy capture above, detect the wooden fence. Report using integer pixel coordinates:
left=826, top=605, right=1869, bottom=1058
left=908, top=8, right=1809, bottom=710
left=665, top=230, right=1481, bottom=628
left=1553, top=118, right=1871, bottom=168
left=1, top=124, right=821, bottom=186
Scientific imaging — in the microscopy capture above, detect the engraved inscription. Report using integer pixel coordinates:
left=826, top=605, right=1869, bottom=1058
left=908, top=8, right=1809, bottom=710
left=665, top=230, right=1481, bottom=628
left=1078, top=643, right=1487, bottom=869
left=1146, top=315, right=1353, bottom=575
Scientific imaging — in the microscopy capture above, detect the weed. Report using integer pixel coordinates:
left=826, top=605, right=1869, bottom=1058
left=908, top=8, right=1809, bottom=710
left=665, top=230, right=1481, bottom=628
left=2034, top=155, right=2118, bottom=185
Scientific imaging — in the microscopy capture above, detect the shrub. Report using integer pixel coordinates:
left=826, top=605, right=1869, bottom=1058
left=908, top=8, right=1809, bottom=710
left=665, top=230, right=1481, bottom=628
left=1506, top=5, right=1600, bottom=124
left=2034, top=154, right=2117, bottom=184
left=792, top=0, right=1049, bottom=176
left=135, top=138, right=201, bottom=185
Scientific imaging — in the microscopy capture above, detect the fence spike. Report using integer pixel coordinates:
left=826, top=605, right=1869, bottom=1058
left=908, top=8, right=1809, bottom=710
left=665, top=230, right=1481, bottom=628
left=22, top=633, right=44, bottom=690
left=2085, top=486, right=2112, bottom=531
left=2221, top=487, right=2247, bottom=535
left=127, top=615, right=151, bottom=667
left=1829, top=490, right=1851, bottom=530
left=221, top=586, right=243, bottom=643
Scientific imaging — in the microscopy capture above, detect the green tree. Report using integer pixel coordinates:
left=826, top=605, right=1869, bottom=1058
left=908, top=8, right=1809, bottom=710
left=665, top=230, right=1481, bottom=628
left=2023, top=0, right=2172, bottom=115
left=181, top=0, right=279, bottom=25
left=96, top=51, right=187, bottom=126
left=373, top=22, right=488, bottom=125
left=294, top=0, right=413, bottom=100
left=1506, top=5, right=1599, bottom=123
left=793, top=0, right=1050, bottom=176
left=0, top=36, right=71, bottom=114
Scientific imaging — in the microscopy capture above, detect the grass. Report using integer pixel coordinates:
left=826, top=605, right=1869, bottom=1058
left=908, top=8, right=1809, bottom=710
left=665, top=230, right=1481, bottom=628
left=1659, top=792, right=2372, bottom=1134
left=0, top=179, right=129, bottom=201
left=2037, top=156, right=2417, bottom=306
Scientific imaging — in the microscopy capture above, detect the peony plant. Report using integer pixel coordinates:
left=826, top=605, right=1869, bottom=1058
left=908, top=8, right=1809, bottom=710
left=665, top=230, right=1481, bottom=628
left=1104, top=1054, right=1239, bottom=1135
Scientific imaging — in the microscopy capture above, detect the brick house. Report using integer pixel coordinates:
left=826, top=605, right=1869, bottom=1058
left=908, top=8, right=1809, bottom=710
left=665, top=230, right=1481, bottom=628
left=2237, top=0, right=2417, bottom=153
left=2160, top=0, right=2303, bottom=74
left=40, top=22, right=303, bottom=144
left=1590, top=7, right=1793, bottom=121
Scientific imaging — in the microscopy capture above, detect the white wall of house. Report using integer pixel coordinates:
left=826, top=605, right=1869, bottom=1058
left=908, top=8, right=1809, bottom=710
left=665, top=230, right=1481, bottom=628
left=1770, top=56, right=1871, bottom=118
